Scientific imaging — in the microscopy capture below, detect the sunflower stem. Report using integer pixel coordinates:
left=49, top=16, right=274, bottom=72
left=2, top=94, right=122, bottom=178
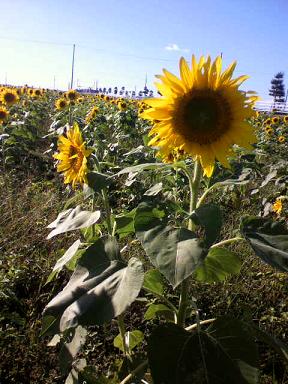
left=177, top=159, right=202, bottom=327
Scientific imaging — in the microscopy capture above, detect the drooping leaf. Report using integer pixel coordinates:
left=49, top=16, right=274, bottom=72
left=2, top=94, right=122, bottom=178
left=46, top=239, right=81, bottom=283
left=191, top=204, right=222, bottom=247
left=135, top=202, right=206, bottom=288
left=113, top=330, right=144, bottom=352
left=208, top=316, right=259, bottom=383
left=194, top=247, right=241, bottom=283
left=117, top=162, right=170, bottom=176
left=241, top=216, right=288, bottom=271
left=65, top=359, right=87, bottom=384
left=143, top=269, right=164, bottom=296
left=42, top=236, right=144, bottom=334
left=59, top=326, right=88, bottom=374
left=87, top=171, right=112, bottom=193
left=47, top=206, right=101, bottom=239
left=144, top=182, right=163, bottom=196
left=148, top=322, right=256, bottom=384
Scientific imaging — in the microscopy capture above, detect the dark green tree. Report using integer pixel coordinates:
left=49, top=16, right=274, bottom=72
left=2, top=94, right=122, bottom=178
left=269, top=72, right=285, bottom=103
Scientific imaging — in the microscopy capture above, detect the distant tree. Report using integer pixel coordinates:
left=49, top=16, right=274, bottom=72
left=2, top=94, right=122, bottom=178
left=269, top=72, right=285, bottom=103
left=114, top=87, right=118, bottom=95
left=108, top=87, right=112, bottom=94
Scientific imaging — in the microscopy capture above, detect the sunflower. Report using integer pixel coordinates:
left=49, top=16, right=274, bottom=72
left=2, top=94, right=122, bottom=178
left=278, top=135, right=285, bottom=143
left=1, top=88, right=19, bottom=106
left=284, top=116, right=288, bottom=124
left=85, top=106, right=99, bottom=124
left=0, top=107, right=9, bottom=123
left=65, top=89, right=78, bottom=101
left=118, top=101, right=127, bottom=111
left=265, top=127, right=274, bottom=136
left=272, top=199, right=282, bottom=216
left=272, top=116, right=279, bottom=124
left=33, top=89, right=42, bottom=97
left=141, top=55, right=258, bottom=177
left=55, top=98, right=68, bottom=110
left=264, top=118, right=271, bottom=125
left=53, top=123, right=92, bottom=188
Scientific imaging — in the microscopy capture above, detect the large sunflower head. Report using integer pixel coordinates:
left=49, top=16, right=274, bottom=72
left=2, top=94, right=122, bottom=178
left=141, top=55, right=258, bottom=177
left=53, top=123, right=93, bottom=188
left=1, top=88, right=19, bottom=106
left=66, top=89, right=78, bottom=101
left=0, top=107, right=9, bottom=123
left=55, top=97, right=68, bottom=110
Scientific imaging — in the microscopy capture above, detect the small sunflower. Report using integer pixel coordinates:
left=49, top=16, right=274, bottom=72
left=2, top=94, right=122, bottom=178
left=33, top=89, right=42, bottom=97
left=272, top=116, right=279, bottom=124
left=55, top=98, right=68, bottom=110
left=278, top=135, right=285, bottom=143
left=157, top=146, right=186, bottom=163
left=284, top=116, right=288, bottom=124
left=1, top=89, right=19, bottom=106
left=0, top=107, right=9, bottom=123
left=272, top=199, right=283, bottom=216
left=264, top=118, right=271, bottom=125
left=65, top=89, right=78, bottom=101
left=265, top=127, right=274, bottom=136
left=141, top=55, right=258, bottom=177
left=53, top=123, right=92, bottom=188
left=118, top=101, right=127, bottom=111
left=85, top=106, right=99, bottom=124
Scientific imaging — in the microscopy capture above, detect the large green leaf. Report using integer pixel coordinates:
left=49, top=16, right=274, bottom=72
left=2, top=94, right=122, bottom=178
left=143, top=269, right=164, bottom=296
left=191, top=204, right=222, bottom=247
left=208, top=317, right=259, bottom=383
left=59, top=325, right=87, bottom=374
left=42, top=236, right=144, bottom=334
left=194, top=247, right=241, bottom=283
left=87, top=171, right=112, bottom=193
left=241, top=216, right=288, bottom=271
left=148, top=322, right=257, bottom=384
left=47, top=206, right=101, bottom=239
left=115, top=208, right=136, bottom=239
left=135, top=202, right=206, bottom=288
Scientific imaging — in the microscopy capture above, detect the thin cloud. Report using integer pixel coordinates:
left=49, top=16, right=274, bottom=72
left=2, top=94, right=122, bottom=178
left=165, top=43, right=189, bottom=53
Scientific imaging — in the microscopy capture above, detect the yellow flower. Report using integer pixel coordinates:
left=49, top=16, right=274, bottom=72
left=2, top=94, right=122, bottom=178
left=85, top=106, right=99, bottom=124
left=264, top=118, right=272, bottom=125
left=65, top=89, right=78, bottom=101
left=55, top=98, right=68, bottom=110
left=272, top=116, right=279, bottom=124
left=265, top=127, right=274, bottom=135
left=53, top=123, right=92, bottom=188
left=118, top=101, right=127, bottom=110
left=33, top=89, right=42, bottom=97
left=141, top=55, right=258, bottom=177
left=284, top=116, right=288, bottom=124
left=0, top=107, right=9, bottom=123
left=278, top=135, right=285, bottom=143
left=1, top=88, right=19, bottom=106
left=272, top=199, right=282, bottom=215
left=157, top=146, right=186, bottom=163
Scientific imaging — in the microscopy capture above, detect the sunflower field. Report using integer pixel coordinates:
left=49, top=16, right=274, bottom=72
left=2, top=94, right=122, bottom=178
left=0, top=56, right=288, bottom=384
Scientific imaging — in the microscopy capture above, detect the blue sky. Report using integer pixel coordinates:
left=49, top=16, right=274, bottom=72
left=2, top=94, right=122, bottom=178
left=0, top=0, right=287, bottom=99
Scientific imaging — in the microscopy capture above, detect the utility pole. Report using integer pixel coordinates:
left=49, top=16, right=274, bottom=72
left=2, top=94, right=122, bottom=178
left=5, top=73, right=7, bottom=85
left=70, top=44, right=76, bottom=89
left=53, top=76, right=56, bottom=89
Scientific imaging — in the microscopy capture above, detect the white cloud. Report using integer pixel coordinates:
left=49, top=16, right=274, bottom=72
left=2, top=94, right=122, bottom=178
left=165, top=43, right=189, bottom=53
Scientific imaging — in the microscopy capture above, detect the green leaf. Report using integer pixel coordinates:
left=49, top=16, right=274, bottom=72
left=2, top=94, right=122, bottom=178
left=115, top=209, right=136, bottom=239
left=113, top=330, right=144, bottom=352
left=47, top=206, right=101, bottom=239
left=194, top=247, right=241, bottom=283
left=43, top=236, right=144, bottom=335
left=117, top=162, right=170, bottom=176
left=148, top=320, right=258, bottom=384
left=59, top=326, right=87, bottom=374
left=87, top=171, right=112, bottom=193
left=47, top=239, right=81, bottom=283
left=135, top=202, right=206, bottom=288
left=191, top=204, right=222, bottom=247
left=241, top=216, right=288, bottom=271
left=208, top=317, right=259, bottom=383
left=144, top=303, right=174, bottom=321
left=143, top=269, right=164, bottom=296
left=65, top=359, right=87, bottom=384
left=144, top=182, right=163, bottom=196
